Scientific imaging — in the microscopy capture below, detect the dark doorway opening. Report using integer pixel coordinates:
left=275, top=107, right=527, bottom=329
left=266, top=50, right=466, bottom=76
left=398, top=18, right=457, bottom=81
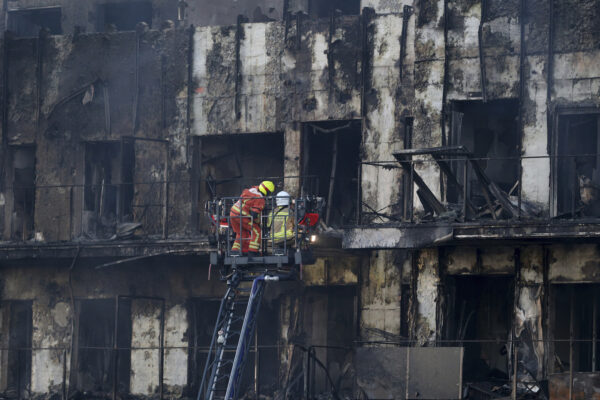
left=195, top=133, right=284, bottom=231
left=302, top=120, right=361, bottom=227
left=83, top=141, right=134, bottom=238
left=96, top=1, right=153, bottom=32
left=308, top=0, right=361, bottom=17
left=449, top=100, right=520, bottom=209
left=7, top=7, right=62, bottom=37
left=551, top=284, right=600, bottom=373
left=188, top=298, right=221, bottom=395
left=10, top=146, right=36, bottom=241
left=444, top=276, right=513, bottom=384
left=73, top=299, right=131, bottom=396
left=2, top=301, right=32, bottom=399
left=555, top=113, right=600, bottom=217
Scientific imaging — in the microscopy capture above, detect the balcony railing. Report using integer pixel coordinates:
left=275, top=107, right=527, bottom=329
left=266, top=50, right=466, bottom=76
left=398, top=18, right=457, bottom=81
left=359, top=147, right=600, bottom=225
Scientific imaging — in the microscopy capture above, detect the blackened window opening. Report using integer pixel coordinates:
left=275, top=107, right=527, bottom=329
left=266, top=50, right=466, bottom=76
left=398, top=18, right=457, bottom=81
left=10, top=146, right=36, bottom=241
left=3, top=301, right=32, bottom=399
left=96, top=1, right=152, bottom=32
left=256, top=298, right=281, bottom=396
left=556, top=114, right=600, bottom=217
left=7, top=7, right=62, bottom=37
left=308, top=0, right=360, bottom=17
left=84, top=141, right=134, bottom=238
left=552, top=284, right=600, bottom=373
left=449, top=100, right=519, bottom=211
left=74, top=299, right=131, bottom=395
left=197, top=133, right=284, bottom=231
left=188, top=298, right=220, bottom=394
left=444, top=276, right=513, bottom=383
left=303, top=120, right=361, bottom=227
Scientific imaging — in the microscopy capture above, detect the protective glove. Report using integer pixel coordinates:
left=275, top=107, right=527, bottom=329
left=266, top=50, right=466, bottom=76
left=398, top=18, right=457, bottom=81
left=251, top=211, right=260, bottom=221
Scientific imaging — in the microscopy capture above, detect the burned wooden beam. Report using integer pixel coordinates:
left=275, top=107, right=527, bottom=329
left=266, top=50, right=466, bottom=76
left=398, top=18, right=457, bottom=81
left=393, top=153, right=447, bottom=216
left=431, top=154, right=476, bottom=216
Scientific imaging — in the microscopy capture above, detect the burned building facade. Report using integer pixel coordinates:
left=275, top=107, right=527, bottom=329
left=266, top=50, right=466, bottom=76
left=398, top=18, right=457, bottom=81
left=0, top=0, right=599, bottom=398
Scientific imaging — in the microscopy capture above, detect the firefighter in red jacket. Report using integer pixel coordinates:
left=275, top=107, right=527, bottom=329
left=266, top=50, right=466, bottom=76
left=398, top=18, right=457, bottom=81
left=229, top=181, right=275, bottom=255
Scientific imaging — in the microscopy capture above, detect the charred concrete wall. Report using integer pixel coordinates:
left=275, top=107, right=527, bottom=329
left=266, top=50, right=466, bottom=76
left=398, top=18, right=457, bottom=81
left=0, top=259, right=225, bottom=397
left=0, top=27, right=191, bottom=241
left=1, top=0, right=600, bottom=396
left=0, top=257, right=360, bottom=398
left=5, top=1, right=596, bottom=241
left=410, top=243, right=600, bottom=380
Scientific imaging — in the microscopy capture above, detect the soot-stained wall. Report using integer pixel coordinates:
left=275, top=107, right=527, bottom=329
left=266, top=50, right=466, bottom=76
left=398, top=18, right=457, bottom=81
left=6, top=0, right=598, bottom=243
left=0, top=259, right=226, bottom=397
left=190, top=0, right=600, bottom=222
left=0, top=27, right=191, bottom=242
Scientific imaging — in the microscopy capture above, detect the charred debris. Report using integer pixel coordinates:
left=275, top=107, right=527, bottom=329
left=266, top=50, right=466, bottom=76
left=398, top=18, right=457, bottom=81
left=0, top=0, right=600, bottom=399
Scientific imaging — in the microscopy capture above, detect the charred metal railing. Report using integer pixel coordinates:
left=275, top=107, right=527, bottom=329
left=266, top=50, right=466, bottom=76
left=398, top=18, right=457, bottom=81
left=3, top=180, right=188, bottom=241
left=359, top=151, right=600, bottom=225
left=205, top=195, right=323, bottom=260
left=5, top=337, right=600, bottom=400
left=1, top=175, right=331, bottom=242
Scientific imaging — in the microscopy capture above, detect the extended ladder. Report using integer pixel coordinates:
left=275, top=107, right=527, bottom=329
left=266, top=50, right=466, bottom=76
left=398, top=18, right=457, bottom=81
left=198, top=272, right=279, bottom=400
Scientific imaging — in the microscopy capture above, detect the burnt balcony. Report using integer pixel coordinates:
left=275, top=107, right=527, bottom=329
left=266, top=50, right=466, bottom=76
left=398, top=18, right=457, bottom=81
left=344, top=147, right=600, bottom=250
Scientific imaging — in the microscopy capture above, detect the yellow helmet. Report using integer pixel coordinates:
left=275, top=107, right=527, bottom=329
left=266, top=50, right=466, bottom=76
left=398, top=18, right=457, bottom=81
left=258, top=180, right=275, bottom=196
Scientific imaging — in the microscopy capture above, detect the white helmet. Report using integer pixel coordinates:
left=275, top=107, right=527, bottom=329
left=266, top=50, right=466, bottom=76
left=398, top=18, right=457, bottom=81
left=276, top=191, right=291, bottom=207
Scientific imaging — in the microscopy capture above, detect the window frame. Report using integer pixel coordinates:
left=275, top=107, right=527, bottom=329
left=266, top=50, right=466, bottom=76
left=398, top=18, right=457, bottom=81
left=550, top=107, right=600, bottom=217
left=7, top=6, right=62, bottom=37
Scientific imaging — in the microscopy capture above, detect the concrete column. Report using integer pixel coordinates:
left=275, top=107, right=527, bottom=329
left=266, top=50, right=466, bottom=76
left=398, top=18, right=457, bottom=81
left=359, top=250, right=402, bottom=341
left=130, top=299, right=161, bottom=395
left=163, top=304, right=188, bottom=395
left=414, top=248, right=440, bottom=346
left=31, top=300, right=72, bottom=395
left=283, top=122, right=302, bottom=197
left=515, top=246, right=545, bottom=381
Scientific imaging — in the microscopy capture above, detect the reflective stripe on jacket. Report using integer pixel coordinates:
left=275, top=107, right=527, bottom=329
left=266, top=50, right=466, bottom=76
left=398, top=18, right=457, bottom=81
left=231, top=187, right=265, bottom=218
left=267, top=206, right=295, bottom=243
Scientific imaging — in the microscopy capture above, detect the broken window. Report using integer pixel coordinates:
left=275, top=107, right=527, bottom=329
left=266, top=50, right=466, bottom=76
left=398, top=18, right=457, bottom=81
left=95, top=1, right=152, bottom=32
left=444, top=276, right=513, bottom=386
left=554, top=113, right=600, bottom=217
left=0, top=301, right=32, bottom=399
left=7, top=7, right=62, bottom=37
left=195, top=133, right=284, bottom=231
left=449, top=100, right=520, bottom=214
left=10, top=146, right=36, bottom=241
left=303, top=120, right=361, bottom=227
left=308, top=0, right=360, bottom=17
left=73, top=299, right=131, bottom=396
left=551, top=284, right=600, bottom=373
left=83, top=141, right=134, bottom=238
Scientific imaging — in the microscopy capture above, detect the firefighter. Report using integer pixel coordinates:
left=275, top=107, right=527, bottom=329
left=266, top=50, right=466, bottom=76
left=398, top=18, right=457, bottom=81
left=267, top=191, right=295, bottom=250
left=229, top=180, right=275, bottom=255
